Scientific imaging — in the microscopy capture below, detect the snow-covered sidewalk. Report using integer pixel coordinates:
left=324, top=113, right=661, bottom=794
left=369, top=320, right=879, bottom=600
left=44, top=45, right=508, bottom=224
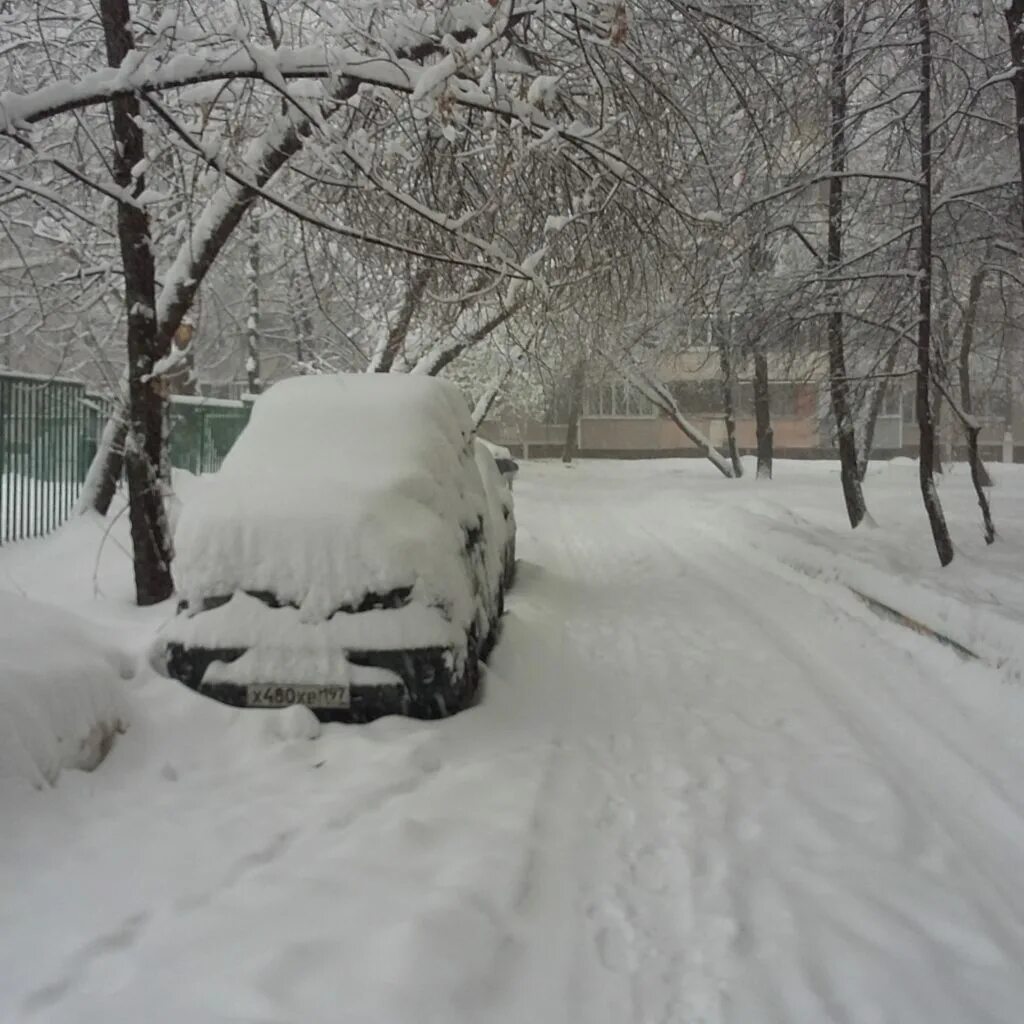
left=3, top=459, right=1024, bottom=1023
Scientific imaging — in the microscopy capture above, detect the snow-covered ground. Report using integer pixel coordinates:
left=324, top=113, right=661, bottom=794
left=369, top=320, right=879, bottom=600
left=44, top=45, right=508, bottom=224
left=3, top=458, right=1024, bottom=1023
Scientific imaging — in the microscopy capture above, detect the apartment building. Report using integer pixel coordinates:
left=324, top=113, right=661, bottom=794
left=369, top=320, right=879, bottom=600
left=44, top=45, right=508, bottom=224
left=479, top=350, right=1023, bottom=462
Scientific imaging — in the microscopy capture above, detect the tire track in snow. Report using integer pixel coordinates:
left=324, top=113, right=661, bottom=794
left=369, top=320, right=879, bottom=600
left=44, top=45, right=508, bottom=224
left=496, top=492, right=740, bottom=1024
left=624, top=498, right=1024, bottom=1022
left=500, top=468, right=1024, bottom=1023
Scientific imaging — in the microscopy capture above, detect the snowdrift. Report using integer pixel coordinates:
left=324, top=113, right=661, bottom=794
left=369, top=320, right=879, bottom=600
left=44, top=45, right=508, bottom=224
left=0, top=592, right=130, bottom=788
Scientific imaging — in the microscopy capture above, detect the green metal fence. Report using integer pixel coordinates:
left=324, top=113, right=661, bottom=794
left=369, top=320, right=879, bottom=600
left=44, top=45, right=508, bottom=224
left=0, top=371, right=92, bottom=544
left=167, top=396, right=253, bottom=476
left=1, top=371, right=252, bottom=544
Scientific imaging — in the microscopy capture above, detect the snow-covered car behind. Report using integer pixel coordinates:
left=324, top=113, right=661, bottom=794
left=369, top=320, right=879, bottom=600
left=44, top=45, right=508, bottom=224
left=478, top=438, right=520, bottom=491
left=153, top=374, right=515, bottom=722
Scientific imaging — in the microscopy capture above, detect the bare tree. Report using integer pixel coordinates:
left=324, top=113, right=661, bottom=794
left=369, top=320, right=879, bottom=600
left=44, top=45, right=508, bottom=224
left=99, top=0, right=173, bottom=603
left=826, top=0, right=868, bottom=526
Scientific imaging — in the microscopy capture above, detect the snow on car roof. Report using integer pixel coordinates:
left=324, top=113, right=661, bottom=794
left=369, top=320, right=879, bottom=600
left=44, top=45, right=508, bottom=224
left=172, top=374, right=486, bottom=626
left=219, top=373, right=473, bottom=487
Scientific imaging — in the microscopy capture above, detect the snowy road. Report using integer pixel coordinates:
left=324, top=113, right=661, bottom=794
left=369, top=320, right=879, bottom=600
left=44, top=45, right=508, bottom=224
left=4, top=461, right=1024, bottom=1023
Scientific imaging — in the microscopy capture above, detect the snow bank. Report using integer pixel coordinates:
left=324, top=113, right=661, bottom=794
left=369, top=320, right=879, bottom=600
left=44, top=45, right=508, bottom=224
left=0, top=592, right=130, bottom=789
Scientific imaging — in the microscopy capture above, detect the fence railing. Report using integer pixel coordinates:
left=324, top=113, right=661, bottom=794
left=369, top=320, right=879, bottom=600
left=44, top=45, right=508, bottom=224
left=1, top=370, right=252, bottom=544
left=166, top=395, right=253, bottom=476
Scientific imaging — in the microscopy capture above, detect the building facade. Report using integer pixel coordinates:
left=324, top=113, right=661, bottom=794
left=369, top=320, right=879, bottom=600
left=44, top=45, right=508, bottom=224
left=479, top=352, right=1024, bottom=462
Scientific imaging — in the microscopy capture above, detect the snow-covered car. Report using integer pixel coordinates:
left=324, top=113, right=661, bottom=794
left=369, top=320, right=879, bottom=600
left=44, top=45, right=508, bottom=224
left=475, top=439, right=517, bottom=591
left=153, top=374, right=515, bottom=722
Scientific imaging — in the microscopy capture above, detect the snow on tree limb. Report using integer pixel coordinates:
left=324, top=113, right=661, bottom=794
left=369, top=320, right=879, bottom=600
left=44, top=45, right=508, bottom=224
left=617, top=361, right=735, bottom=479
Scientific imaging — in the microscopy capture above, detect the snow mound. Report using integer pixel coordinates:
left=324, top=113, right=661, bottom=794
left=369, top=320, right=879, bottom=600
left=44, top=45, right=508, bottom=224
left=0, top=592, right=130, bottom=789
left=252, top=703, right=322, bottom=744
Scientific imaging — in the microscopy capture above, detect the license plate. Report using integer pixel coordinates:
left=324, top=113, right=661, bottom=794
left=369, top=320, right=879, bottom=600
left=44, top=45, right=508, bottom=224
left=246, top=685, right=350, bottom=709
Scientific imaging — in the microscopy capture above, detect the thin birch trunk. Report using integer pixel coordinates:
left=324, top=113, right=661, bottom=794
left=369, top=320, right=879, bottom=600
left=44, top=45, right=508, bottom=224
left=717, top=332, right=743, bottom=477
left=753, top=352, right=773, bottom=480
left=624, top=367, right=734, bottom=478
left=915, top=0, right=954, bottom=566
left=1004, top=1, right=1024, bottom=242
left=856, top=343, right=900, bottom=481
left=76, top=374, right=127, bottom=515
left=958, top=266, right=991, bottom=488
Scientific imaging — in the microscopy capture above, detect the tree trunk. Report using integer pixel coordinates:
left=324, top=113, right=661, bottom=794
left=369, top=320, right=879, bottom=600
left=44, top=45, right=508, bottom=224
left=717, top=332, right=743, bottom=477
left=1006, top=286, right=1017, bottom=462
left=826, top=0, right=868, bottom=526
left=246, top=212, right=263, bottom=393
left=371, top=265, right=433, bottom=372
left=101, top=0, right=174, bottom=604
left=77, top=376, right=127, bottom=515
left=752, top=352, right=773, bottom=479
left=856, top=343, right=900, bottom=481
left=1005, top=1, right=1024, bottom=242
left=966, top=416, right=996, bottom=544
left=561, top=361, right=586, bottom=464
left=417, top=300, right=523, bottom=377
left=1001, top=5, right=1024, bottom=467
left=931, top=374, right=944, bottom=475
left=290, top=268, right=314, bottom=369
left=915, top=0, right=954, bottom=566
left=626, top=368, right=734, bottom=477
left=958, top=265, right=992, bottom=487
left=954, top=266, right=996, bottom=542
left=471, top=370, right=511, bottom=432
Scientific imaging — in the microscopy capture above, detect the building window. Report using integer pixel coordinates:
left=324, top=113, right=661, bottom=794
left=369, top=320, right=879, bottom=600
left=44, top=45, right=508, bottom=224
left=583, top=382, right=656, bottom=418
